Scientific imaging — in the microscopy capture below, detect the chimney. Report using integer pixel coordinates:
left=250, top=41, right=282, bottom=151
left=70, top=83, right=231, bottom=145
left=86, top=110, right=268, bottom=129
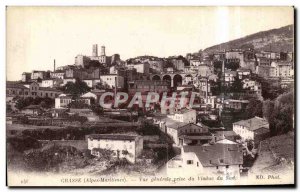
left=54, top=59, right=56, bottom=72
left=114, top=76, right=117, bottom=97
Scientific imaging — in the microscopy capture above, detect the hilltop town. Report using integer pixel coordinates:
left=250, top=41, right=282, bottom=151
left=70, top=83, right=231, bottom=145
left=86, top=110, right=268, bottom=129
left=6, top=27, right=294, bottom=178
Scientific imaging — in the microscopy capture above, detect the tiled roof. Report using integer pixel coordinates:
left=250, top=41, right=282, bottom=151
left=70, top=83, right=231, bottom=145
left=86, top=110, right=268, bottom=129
left=87, top=134, right=139, bottom=141
left=179, top=134, right=212, bottom=140
left=39, top=87, right=62, bottom=92
left=6, top=82, right=29, bottom=89
left=24, top=105, right=41, bottom=109
left=177, top=123, right=208, bottom=132
left=215, top=131, right=237, bottom=137
left=233, top=116, right=269, bottom=131
left=164, top=118, right=188, bottom=129
left=183, top=143, right=243, bottom=167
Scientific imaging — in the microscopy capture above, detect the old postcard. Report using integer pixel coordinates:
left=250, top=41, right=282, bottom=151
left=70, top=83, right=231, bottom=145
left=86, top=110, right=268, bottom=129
left=6, top=6, right=295, bottom=186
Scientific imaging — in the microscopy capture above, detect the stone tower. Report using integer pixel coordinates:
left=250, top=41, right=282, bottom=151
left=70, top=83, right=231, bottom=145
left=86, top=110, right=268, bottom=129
left=92, top=44, right=98, bottom=57
left=101, top=46, right=106, bottom=56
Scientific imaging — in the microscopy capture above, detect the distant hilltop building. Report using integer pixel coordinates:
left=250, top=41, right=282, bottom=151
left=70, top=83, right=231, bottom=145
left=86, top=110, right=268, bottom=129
left=75, top=44, right=121, bottom=67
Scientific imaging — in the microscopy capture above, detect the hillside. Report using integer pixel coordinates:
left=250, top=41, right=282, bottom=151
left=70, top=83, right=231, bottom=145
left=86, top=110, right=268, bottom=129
left=204, top=25, right=294, bottom=54
left=249, top=132, right=294, bottom=175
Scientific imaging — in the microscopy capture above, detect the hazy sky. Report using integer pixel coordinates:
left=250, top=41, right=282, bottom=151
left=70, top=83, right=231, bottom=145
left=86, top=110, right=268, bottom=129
left=7, top=6, right=294, bottom=81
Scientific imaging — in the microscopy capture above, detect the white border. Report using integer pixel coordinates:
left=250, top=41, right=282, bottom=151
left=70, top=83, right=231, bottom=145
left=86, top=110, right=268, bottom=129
left=1, top=0, right=298, bottom=191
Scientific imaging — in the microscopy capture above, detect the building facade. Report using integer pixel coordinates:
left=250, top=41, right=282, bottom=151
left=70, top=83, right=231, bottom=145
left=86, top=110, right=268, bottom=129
left=87, top=134, right=143, bottom=163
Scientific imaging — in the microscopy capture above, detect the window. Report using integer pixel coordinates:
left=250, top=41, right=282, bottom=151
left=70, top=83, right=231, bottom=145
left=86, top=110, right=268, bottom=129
left=187, top=160, right=193, bottom=165
left=216, top=166, right=218, bottom=169
left=197, top=162, right=199, bottom=167
left=226, top=165, right=229, bottom=169
left=219, top=159, right=224, bottom=163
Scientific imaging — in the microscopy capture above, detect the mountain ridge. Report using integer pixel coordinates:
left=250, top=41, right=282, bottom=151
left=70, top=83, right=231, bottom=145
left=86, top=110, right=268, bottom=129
left=203, top=24, right=294, bottom=54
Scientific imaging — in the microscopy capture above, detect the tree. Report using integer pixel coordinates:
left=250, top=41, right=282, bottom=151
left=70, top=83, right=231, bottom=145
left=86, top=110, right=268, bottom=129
left=262, top=99, right=274, bottom=121
left=251, top=75, right=285, bottom=100
left=230, top=76, right=244, bottom=93
left=15, top=97, right=34, bottom=110
left=95, top=81, right=109, bottom=90
left=61, top=78, right=91, bottom=98
left=245, top=98, right=263, bottom=119
left=90, top=104, right=104, bottom=116
left=268, top=91, right=294, bottom=136
left=68, top=100, right=89, bottom=109
left=226, top=61, right=240, bottom=71
left=7, top=103, right=13, bottom=113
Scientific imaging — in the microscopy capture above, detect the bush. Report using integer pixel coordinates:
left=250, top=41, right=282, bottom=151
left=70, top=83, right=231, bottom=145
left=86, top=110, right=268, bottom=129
left=7, top=136, right=41, bottom=152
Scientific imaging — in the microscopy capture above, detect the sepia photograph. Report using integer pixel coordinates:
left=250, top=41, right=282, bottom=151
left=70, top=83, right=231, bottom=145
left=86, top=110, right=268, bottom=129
left=6, top=6, right=295, bottom=187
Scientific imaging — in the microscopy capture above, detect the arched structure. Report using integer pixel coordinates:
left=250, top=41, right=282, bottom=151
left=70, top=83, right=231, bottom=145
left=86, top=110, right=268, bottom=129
left=150, top=73, right=189, bottom=87
left=152, top=75, right=161, bottom=81
left=173, top=74, right=183, bottom=87
left=162, top=75, right=172, bottom=86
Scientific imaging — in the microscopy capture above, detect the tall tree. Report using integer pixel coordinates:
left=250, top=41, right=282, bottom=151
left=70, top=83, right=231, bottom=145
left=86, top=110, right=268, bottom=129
left=245, top=98, right=263, bottom=119
left=61, top=78, right=91, bottom=98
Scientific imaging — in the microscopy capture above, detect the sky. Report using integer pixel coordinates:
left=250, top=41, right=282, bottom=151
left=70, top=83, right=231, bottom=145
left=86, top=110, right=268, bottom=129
left=6, top=6, right=294, bottom=81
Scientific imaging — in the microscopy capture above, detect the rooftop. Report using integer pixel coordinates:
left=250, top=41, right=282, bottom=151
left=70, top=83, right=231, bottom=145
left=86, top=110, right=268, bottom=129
left=233, top=116, right=269, bottom=131
left=6, top=81, right=29, bottom=89
left=23, top=105, right=41, bottom=110
left=39, top=87, right=62, bottom=92
left=87, top=134, right=139, bottom=141
left=183, top=143, right=243, bottom=167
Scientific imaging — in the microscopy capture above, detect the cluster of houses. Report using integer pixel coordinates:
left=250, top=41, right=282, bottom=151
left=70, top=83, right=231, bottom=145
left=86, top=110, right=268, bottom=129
left=151, top=106, right=270, bottom=177
left=6, top=44, right=292, bottom=175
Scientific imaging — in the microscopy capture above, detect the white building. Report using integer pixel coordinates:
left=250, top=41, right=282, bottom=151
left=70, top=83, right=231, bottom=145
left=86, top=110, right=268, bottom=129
left=55, top=94, right=72, bottom=108
left=271, top=61, right=293, bottom=77
left=50, top=71, right=65, bottom=79
left=167, top=109, right=196, bottom=124
left=203, top=96, right=217, bottom=108
left=237, top=68, right=251, bottom=79
left=189, top=59, right=201, bottom=67
left=83, top=79, right=94, bottom=88
left=87, top=134, right=143, bottom=163
left=167, top=144, right=243, bottom=177
left=127, top=63, right=150, bottom=75
left=233, top=116, right=269, bottom=142
left=40, top=79, right=54, bottom=88
left=100, top=75, right=124, bottom=89
left=31, top=70, right=48, bottom=80
left=224, top=70, right=237, bottom=85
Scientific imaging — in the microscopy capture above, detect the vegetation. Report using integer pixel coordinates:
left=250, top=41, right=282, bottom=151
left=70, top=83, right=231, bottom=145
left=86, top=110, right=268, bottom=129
left=263, top=91, right=294, bottom=136
left=245, top=98, right=263, bottom=119
left=90, top=104, right=104, bottom=116
left=7, top=136, right=41, bottom=152
left=59, top=78, right=91, bottom=98
left=15, top=97, right=54, bottom=110
left=23, top=145, right=87, bottom=172
left=68, top=100, right=90, bottom=109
